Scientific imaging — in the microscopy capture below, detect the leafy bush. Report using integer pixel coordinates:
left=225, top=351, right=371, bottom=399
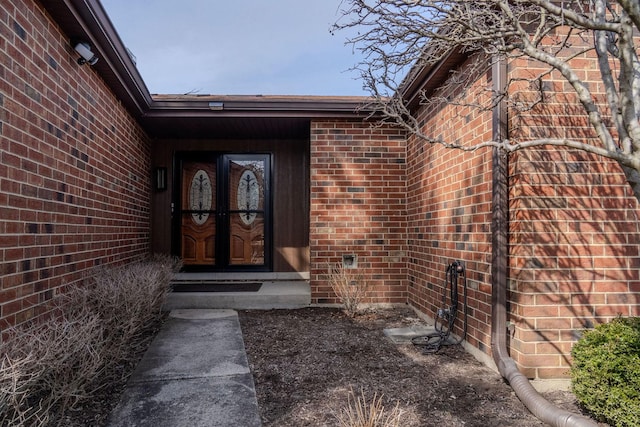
left=570, top=316, right=640, bottom=427
left=0, top=255, right=181, bottom=426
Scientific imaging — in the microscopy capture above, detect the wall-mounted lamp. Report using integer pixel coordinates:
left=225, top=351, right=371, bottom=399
left=155, top=167, right=167, bottom=191
left=73, top=41, right=99, bottom=65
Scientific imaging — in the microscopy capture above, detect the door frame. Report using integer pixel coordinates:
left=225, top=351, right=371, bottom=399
left=172, top=151, right=273, bottom=272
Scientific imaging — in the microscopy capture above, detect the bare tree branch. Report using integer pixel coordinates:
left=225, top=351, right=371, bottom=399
left=335, top=0, right=640, bottom=200
left=618, top=0, right=640, bottom=30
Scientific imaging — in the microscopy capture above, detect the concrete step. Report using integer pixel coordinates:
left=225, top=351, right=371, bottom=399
left=172, top=272, right=310, bottom=282
left=165, top=279, right=311, bottom=310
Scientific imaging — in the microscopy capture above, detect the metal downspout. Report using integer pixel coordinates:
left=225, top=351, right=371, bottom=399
left=490, top=59, right=598, bottom=427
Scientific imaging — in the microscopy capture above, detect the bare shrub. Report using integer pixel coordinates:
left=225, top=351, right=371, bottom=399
left=64, top=258, right=177, bottom=360
left=0, top=309, right=105, bottom=426
left=335, top=388, right=403, bottom=427
left=326, top=263, right=368, bottom=317
left=0, top=255, right=180, bottom=426
left=1, top=352, right=48, bottom=426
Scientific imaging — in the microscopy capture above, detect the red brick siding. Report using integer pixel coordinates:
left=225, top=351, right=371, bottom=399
left=0, top=0, right=151, bottom=329
left=309, top=120, right=407, bottom=305
left=508, top=50, right=640, bottom=377
left=509, top=148, right=640, bottom=378
left=405, top=45, right=640, bottom=379
left=405, top=67, right=495, bottom=354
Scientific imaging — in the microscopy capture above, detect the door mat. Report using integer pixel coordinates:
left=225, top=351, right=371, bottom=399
left=171, top=282, right=263, bottom=293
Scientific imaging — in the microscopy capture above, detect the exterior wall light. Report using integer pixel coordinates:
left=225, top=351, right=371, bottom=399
left=73, top=41, right=99, bottom=65
left=155, top=167, right=167, bottom=191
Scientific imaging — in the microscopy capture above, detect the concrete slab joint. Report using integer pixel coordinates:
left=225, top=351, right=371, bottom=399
left=106, top=309, right=262, bottom=427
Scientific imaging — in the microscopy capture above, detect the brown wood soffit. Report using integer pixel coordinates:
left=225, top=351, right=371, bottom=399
left=143, top=97, right=376, bottom=139
left=39, top=0, right=377, bottom=139
left=148, top=98, right=376, bottom=137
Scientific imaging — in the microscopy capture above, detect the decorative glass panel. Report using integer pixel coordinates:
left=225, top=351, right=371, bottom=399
left=229, top=158, right=266, bottom=266
left=180, top=161, right=216, bottom=266
left=237, top=169, right=260, bottom=225
left=189, top=169, right=213, bottom=225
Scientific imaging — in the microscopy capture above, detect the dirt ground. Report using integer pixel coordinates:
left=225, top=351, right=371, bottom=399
left=64, top=306, right=602, bottom=427
left=238, top=306, right=602, bottom=427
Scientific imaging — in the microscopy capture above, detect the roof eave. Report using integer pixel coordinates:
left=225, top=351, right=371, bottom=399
left=399, top=48, right=468, bottom=112
left=40, top=0, right=379, bottom=129
left=40, top=0, right=153, bottom=117
left=147, top=95, right=374, bottom=117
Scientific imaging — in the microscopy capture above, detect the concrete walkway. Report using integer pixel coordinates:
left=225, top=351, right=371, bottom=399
left=106, top=309, right=261, bottom=427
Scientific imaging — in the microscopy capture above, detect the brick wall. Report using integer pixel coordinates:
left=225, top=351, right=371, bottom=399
left=509, top=147, right=640, bottom=378
left=405, top=66, right=495, bottom=355
left=309, top=120, right=407, bottom=305
left=404, top=46, right=640, bottom=379
left=507, top=49, right=640, bottom=377
left=0, top=0, right=151, bottom=329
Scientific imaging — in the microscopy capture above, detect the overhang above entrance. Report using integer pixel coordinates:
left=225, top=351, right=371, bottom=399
left=144, top=95, right=374, bottom=139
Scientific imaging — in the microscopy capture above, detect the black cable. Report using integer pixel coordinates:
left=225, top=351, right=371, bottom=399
left=412, top=261, right=468, bottom=353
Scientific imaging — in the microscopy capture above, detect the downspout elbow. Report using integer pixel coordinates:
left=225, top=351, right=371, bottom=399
left=492, top=339, right=597, bottom=427
left=490, top=147, right=598, bottom=427
left=490, top=59, right=597, bottom=427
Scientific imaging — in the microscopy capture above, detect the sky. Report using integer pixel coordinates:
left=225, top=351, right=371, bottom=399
left=100, top=0, right=368, bottom=96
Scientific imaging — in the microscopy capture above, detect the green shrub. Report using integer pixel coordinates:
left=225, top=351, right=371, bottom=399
left=570, top=316, right=640, bottom=427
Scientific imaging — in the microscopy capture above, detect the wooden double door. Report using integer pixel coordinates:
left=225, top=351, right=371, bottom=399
left=175, top=153, right=271, bottom=271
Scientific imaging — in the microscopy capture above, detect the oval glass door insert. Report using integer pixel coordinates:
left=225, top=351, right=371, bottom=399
left=237, top=169, right=259, bottom=225
left=189, top=169, right=212, bottom=225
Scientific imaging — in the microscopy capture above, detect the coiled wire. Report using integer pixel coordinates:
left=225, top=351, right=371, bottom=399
left=412, top=261, right=468, bottom=353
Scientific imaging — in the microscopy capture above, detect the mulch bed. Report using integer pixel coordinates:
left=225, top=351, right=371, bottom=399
left=238, top=307, right=603, bottom=427
left=62, top=306, right=605, bottom=427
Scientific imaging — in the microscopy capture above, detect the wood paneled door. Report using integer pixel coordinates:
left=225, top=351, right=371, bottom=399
left=175, top=153, right=271, bottom=271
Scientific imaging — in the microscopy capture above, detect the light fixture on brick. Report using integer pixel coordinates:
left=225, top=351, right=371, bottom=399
left=72, top=40, right=98, bottom=65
